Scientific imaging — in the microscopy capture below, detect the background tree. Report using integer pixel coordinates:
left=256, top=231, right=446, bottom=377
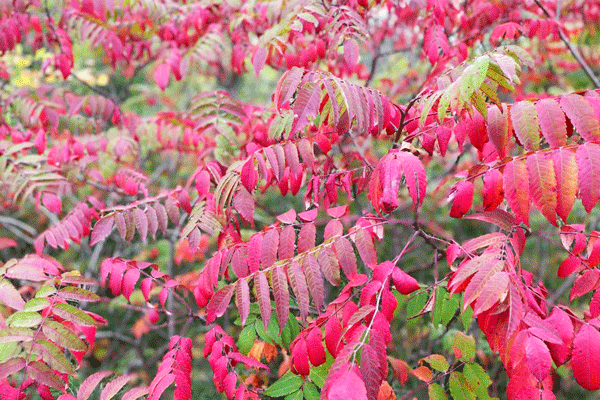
left=1, top=0, right=600, bottom=399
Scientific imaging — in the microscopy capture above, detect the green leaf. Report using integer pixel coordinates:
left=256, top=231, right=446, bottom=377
left=303, top=381, right=320, bottom=400
left=421, top=354, right=449, bottom=372
left=428, top=383, right=448, bottom=400
left=238, top=324, right=257, bottom=354
left=449, top=371, right=476, bottom=400
left=309, top=353, right=333, bottom=388
left=52, top=303, right=97, bottom=326
left=58, top=286, right=101, bottom=302
left=461, top=300, right=473, bottom=330
left=0, top=327, right=34, bottom=343
left=284, top=390, right=303, bottom=400
left=463, top=363, right=493, bottom=399
left=6, top=311, right=42, bottom=328
left=454, top=332, right=476, bottom=362
left=442, top=292, right=460, bottom=326
left=35, top=286, right=57, bottom=298
left=282, top=313, right=300, bottom=349
left=262, top=371, right=303, bottom=397
left=255, top=313, right=283, bottom=346
left=42, top=320, right=87, bottom=351
left=406, top=290, right=429, bottom=322
left=23, top=298, right=50, bottom=312
left=29, top=340, right=74, bottom=374
left=0, top=342, right=21, bottom=363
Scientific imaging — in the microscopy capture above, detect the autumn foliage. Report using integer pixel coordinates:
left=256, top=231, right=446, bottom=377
left=2, top=0, right=600, bottom=399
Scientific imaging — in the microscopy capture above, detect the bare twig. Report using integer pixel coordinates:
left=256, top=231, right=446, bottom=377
left=534, top=0, right=600, bottom=88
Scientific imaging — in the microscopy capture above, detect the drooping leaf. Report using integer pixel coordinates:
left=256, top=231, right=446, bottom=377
left=271, top=266, right=289, bottom=334
left=526, top=153, right=557, bottom=225
left=255, top=271, right=271, bottom=331
left=571, top=324, right=600, bottom=390
left=576, top=143, right=600, bottom=212
left=560, top=94, right=600, bottom=141
left=511, top=100, right=539, bottom=150
left=78, top=371, right=114, bottom=400
left=536, top=98, right=566, bottom=148
left=303, top=254, right=324, bottom=312
left=553, top=148, right=578, bottom=221
left=503, top=159, right=530, bottom=225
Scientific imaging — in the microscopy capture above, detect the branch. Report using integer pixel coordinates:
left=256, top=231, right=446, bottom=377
left=534, top=0, right=600, bottom=88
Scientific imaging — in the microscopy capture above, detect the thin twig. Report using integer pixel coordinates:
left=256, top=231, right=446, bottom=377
left=534, top=0, right=600, bottom=88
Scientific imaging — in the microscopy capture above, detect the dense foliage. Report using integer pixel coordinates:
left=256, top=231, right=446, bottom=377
left=1, top=0, right=600, bottom=399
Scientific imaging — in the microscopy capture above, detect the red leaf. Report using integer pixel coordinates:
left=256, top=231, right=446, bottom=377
left=318, top=247, right=341, bottom=286
left=511, top=100, right=540, bottom=151
left=271, top=266, right=289, bottom=333
left=482, top=169, right=504, bottom=211
left=398, top=151, right=427, bottom=209
left=560, top=94, right=600, bottom=142
left=42, top=193, right=62, bottom=214
left=487, top=105, right=509, bottom=157
left=298, top=208, right=318, bottom=222
left=353, top=228, right=377, bottom=268
left=252, top=46, right=267, bottom=77
left=276, top=209, right=297, bottom=224
left=241, top=158, right=258, bottom=193
left=343, top=38, right=360, bottom=71
left=100, top=375, right=133, bottom=400
left=503, top=159, right=530, bottom=225
left=247, top=234, right=262, bottom=273
left=449, top=181, right=474, bottom=218
left=206, top=284, right=235, bottom=323
left=291, top=338, right=310, bottom=376
left=154, top=63, right=170, bottom=90
left=90, top=215, right=114, bottom=246
left=297, top=223, right=316, bottom=253
left=278, top=225, right=295, bottom=260
left=527, top=153, right=557, bottom=225
left=334, top=237, right=357, bottom=278
left=121, top=268, right=140, bottom=301
left=235, top=279, right=250, bottom=326
left=288, top=261, right=310, bottom=321
left=553, top=148, right=578, bottom=221
left=537, top=98, right=566, bottom=148
left=233, top=187, right=254, bottom=223
left=134, top=208, right=148, bottom=242
left=325, top=316, right=343, bottom=357
left=576, top=143, right=600, bottom=212
left=525, top=335, right=552, bottom=381
left=570, top=269, right=600, bottom=301
left=255, top=271, right=271, bottom=330
left=392, top=267, right=420, bottom=295
left=325, top=365, right=367, bottom=400
left=463, top=258, right=504, bottom=309
left=557, top=255, right=581, bottom=278
left=306, top=328, right=326, bottom=367
left=360, top=344, right=383, bottom=400
left=472, top=271, right=509, bottom=315
left=303, top=254, right=324, bottom=311
left=572, top=324, right=600, bottom=390
left=261, top=229, right=279, bottom=268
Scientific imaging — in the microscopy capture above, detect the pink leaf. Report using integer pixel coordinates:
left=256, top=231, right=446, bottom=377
left=392, top=267, right=420, bottom=295
left=536, top=98, right=566, bottom=148
left=271, top=266, right=289, bottom=333
left=252, top=46, right=267, bottom=77
left=90, top=215, right=114, bottom=246
left=206, top=284, right=235, bottom=323
left=449, top=181, right=474, bottom=218
left=154, top=63, right=170, bottom=90
left=255, top=271, right=271, bottom=330
left=42, top=193, right=62, bottom=214
left=572, top=324, right=600, bottom=390
left=325, top=365, right=367, bottom=400
left=235, top=279, right=250, bottom=326
left=525, top=335, right=552, bottom=381
left=343, top=39, right=360, bottom=71
left=577, top=143, right=600, bottom=212
left=503, top=159, right=530, bottom=225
